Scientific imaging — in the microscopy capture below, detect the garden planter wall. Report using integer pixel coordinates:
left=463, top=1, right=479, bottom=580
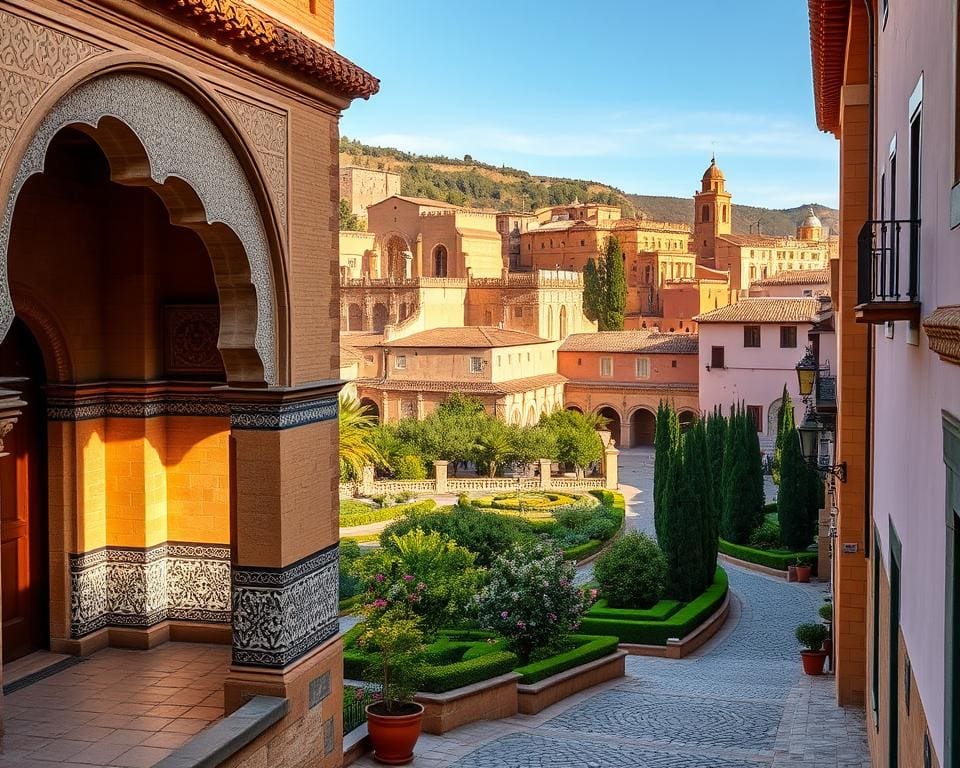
left=414, top=672, right=521, bottom=735
left=517, top=651, right=626, bottom=715
left=619, top=590, right=731, bottom=659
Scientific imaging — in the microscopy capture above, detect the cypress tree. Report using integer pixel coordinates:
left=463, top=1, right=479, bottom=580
left=583, top=258, right=601, bottom=325
left=706, top=406, right=726, bottom=505
left=777, top=425, right=814, bottom=550
left=721, top=404, right=754, bottom=544
left=693, top=419, right=719, bottom=590
left=603, top=236, right=626, bottom=331
left=772, top=385, right=794, bottom=486
left=661, top=432, right=705, bottom=601
left=653, top=401, right=670, bottom=542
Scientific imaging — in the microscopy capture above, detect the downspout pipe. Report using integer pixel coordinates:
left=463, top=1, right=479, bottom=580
left=863, top=0, right=876, bottom=556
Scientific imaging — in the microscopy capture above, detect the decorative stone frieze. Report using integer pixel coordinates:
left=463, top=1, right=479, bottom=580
left=229, top=395, right=338, bottom=430
left=231, top=543, right=339, bottom=668
left=69, top=542, right=232, bottom=638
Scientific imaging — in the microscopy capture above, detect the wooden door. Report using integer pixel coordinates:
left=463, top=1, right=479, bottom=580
left=0, top=320, right=48, bottom=663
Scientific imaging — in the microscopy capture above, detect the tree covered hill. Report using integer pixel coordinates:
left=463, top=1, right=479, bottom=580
left=340, top=137, right=838, bottom=237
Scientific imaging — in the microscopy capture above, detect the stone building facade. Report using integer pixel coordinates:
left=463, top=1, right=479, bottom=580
left=0, top=0, right=375, bottom=764
left=339, top=165, right=400, bottom=218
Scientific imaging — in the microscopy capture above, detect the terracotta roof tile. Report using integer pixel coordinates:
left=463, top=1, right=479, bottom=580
left=559, top=331, right=698, bottom=354
left=384, top=327, right=550, bottom=348
left=356, top=372, right=566, bottom=396
left=694, top=298, right=821, bottom=324
left=751, top=268, right=830, bottom=287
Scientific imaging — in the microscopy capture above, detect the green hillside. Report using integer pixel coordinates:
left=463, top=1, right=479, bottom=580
left=340, top=137, right=837, bottom=237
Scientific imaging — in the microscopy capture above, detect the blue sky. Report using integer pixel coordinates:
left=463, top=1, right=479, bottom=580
left=336, top=1, right=839, bottom=209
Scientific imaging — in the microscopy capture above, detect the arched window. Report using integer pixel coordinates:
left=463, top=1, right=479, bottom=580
left=559, top=306, right=568, bottom=338
left=702, top=205, right=710, bottom=223
left=433, top=245, right=448, bottom=277
left=722, top=205, right=727, bottom=223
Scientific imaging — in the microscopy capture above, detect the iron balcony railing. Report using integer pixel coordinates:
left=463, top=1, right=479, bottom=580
left=857, top=218, right=920, bottom=306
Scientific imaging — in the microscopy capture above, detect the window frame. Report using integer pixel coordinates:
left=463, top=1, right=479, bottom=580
left=710, top=345, right=725, bottom=369
left=780, top=325, right=798, bottom=349
left=635, top=356, right=650, bottom=380
left=469, top=356, right=484, bottom=374
left=394, top=354, right=407, bottom=370
left=743, top=325, right=761, bottom=348
left=600, top=356, right=613, bottom=377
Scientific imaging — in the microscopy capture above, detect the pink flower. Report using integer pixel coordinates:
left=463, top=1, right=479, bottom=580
left=407, top=593, right=419, bottom=602
left=375, top=573, right=385, bottom=583
left=417, top=582, right=426, bottom=592
left=589, top=589, right=599, bottom=602
left=354, top=688, right=365, bottom=701
left=372, top=598, right=388, bottom=609
left=547, top=612, right=557, bottom=623
left=516, top=620, right=526, bottom=629
left=372, top=692, right=383, bottom=702
left=403, top=574, right=414, bottom=582
left=500, top=611, right=509, bottom=619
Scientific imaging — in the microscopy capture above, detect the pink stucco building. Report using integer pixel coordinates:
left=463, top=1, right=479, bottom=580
left=695, top=297, right=836, bottom=450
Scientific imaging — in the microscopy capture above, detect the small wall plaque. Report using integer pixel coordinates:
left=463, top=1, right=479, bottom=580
left=842, top=543, right=859, bottom=554
left=323, top=717, right=335, bottom=755
left=309, top=671, right=331, bottom=708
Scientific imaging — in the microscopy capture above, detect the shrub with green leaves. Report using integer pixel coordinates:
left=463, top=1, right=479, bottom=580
left=795, top=622, right=828, bottom=651
left=748, top=518, right=781, bottom=550
left=473, top=541, right=587, bottom=663
left=594, top=532, right=666, bottom=608
left=352, top=528, right=482, bottom=632
left=394, top=454, right=427, bottom=480
left=339, top=539, right=364, bottom=600
left=381, top=505, right=533, bottom=567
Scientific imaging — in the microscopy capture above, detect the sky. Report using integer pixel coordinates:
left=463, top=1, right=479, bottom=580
left=336, top=1, right=839, bottom=209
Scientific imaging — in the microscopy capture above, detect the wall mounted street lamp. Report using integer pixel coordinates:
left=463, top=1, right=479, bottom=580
left=795, top=347, right=847, bottom=483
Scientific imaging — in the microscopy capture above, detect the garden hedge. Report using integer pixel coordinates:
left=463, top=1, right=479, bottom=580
left=338, top=593, right=365, bottom=614
left=513, top=634, right=619, bottom=685
left=559, top=490, right=626, bottom=561
left=579, top=568, right=729, bottom=645
left=563, top=539, right=603, bottom=561
left=587, top=599, right=680, bottom=621
left=718, top=539, right=816, bottom=571
left=340, top=498, right=436, bottom=528
left=419, top=651, right=519, bottom=692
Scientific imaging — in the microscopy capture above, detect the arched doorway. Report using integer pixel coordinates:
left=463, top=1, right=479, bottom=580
left=347, top=303, right=362, bottom=331
left=631, top=408, right=656, bottom=447
left=372, top=303, right=389, bottom=333
left=596, top=406, right=622, bottom=447
left=359, top=397, right=380, bottom=422
left=565, top=404, right=583, bottom=414
left=679, top=410, right=698, bottom=433
left=433, top=245, right=448, bottom=277
left=0, top=319, right=48, bottom=662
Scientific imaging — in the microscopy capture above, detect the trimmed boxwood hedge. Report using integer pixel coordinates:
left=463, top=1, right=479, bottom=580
left=587, top=598, right=680, bottom=621
left=338, top=593, right=366, bottom=613
left=340, top=498, right=436, bottom=528
left=513, top=634, right=619, bottom=685
left=718, top=539, right=816, bottom=571
left=579, top=568, right=729, bottom=645
left=563, top=539, right=603, bottom=561
left=559, top=490, right=626, bottom=561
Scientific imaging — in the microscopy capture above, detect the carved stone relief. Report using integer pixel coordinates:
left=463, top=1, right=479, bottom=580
left=220, top=93, right=288, bottom=230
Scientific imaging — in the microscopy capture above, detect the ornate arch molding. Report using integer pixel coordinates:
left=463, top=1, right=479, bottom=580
left=0, top=71, right=280, bottom=385
left=11, top=286, right=73, bottom=383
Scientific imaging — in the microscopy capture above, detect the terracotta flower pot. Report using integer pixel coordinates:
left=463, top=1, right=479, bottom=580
left=366, top=702, right=424, bottom=765
left=795, top=564, right=812, bottom=583
left=800, top=649, right=828, bottom=675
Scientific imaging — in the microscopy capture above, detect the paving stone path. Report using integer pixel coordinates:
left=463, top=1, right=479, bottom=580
left=354, top=448, right=870, bottom=768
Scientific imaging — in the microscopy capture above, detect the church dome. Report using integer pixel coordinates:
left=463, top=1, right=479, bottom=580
left=702, top=157, right=725, bottom=183
left=801, top=208, right=822, bottom=228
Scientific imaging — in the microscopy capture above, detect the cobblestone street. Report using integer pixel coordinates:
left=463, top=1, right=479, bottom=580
left=355, top=449, right=870, bottom=768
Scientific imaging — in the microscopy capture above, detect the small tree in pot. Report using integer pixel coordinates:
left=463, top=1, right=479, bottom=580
left=358, top=590, right=426, bottom=764
left=795, top=622, right=829, bottom=675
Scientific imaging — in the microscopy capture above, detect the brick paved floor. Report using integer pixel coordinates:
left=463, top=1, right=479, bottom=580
left=0, top=643, right=228, bottom=767
left=355, top=449, right=870, bottom=768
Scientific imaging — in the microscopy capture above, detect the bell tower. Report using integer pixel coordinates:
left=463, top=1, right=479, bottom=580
left=693, top=155, right=732, bottom=268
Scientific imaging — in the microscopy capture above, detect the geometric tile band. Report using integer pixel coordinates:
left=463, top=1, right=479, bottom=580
left=229, top=396, right=338, bottom=431
left=232, top=543, right=339, bottom=668
left=0, top=72, right=278, bottom=384
left=69, top=542, right=231, bottom=638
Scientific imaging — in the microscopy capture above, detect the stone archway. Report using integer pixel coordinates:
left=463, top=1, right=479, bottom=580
left=0, top=72, right=282, bottom=385
left=631, top=407, right=657, bottom=447
left=347, top=303, right=363, bottom=331
left=372, top=303, right=389, bottom=333
left=596, top=406, right=622, bottom=447
left=679, top=409, right=699, bottom=433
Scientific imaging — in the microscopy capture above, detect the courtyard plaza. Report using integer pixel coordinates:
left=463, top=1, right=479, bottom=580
left=354, top=447, right=869, bottom=768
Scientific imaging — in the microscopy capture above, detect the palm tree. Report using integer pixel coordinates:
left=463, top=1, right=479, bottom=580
left=339, top=396, right=383, bottom=481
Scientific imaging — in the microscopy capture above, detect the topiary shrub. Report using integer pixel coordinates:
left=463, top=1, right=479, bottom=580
left=748, top=518, right=781, bottom=550
left=795, top=622, right=828, bottom=651
left=394, top=454, right=427, bottom=480
left=583, top=517, right=618, bottom=542
left=594, top=532, right=666, bottom=608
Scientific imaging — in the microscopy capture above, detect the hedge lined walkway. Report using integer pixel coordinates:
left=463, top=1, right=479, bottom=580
left=352, top=449, right=870, bottom=768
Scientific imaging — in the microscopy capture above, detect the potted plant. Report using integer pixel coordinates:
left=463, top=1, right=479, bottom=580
left=787, top=562, right=798, bottom=582
left=819, top=602, right=833, bottom=660
left=795, top=622, right=829, bottom=675
left=794, top=557, right=812, bottom=583
left=358, top=605, right=426, bottom=765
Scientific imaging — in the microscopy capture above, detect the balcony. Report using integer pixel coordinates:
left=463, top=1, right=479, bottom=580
left=855, top=219, right=921, bottom=324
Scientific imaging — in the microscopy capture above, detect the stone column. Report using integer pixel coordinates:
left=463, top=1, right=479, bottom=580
left=434, top=460, right=448, bottom=494
left=360, top=464, right=375, bottom=496
left=539, top=458, right=552, bottom=489
left=603, top=444, right=620, bottom=490
left=402, top=251, right=413, bottom=280
left=222, top=385, right=342, bottom=764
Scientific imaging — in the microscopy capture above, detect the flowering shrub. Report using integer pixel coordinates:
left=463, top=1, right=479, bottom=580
left=351, top=528, right=481, bottom=632
left=473, top=541, right=589, bottom=662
